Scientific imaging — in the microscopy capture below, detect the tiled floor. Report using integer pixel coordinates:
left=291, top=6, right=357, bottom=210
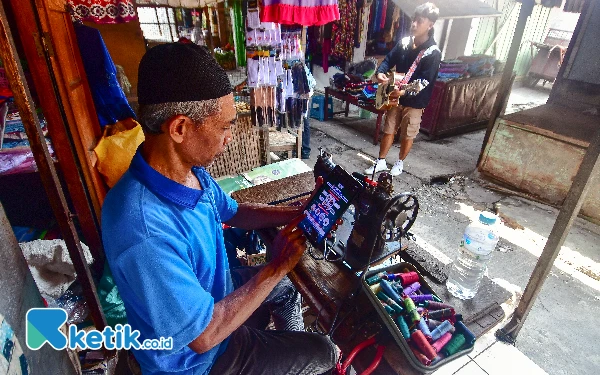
left=431, top=335, right=548, bottom=375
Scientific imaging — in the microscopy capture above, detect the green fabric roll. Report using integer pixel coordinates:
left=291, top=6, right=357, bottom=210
left=97, top=262, right=128, bottom=328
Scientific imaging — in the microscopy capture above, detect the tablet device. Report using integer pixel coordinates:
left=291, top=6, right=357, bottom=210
left=299, top=165, right=362, bottom=249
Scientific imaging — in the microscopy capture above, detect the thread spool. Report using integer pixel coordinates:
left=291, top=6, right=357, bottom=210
left=432, top=295, right=442, bottom=302
left=418, top=317, right=432, bottom=338
left=404, top=282, right=421, bottom=295
left=441, top=333, right=466, bottom=357
left=377, top=291, right=404, bottom=314
left=397, top=315, right=410, bottom=339
left=432, top=332, right=453, bottom=353
left=427, top=319, right=442, bottom=331
left=410, top=346, right=432, bottom=366
left=367, top=272, right=386, bottom=285
left=411, top=330, right=437, bottom=360
left=430, top=320, right=453, bottom=341
left=410, top=294, right=434, bottom=303
left=392, top=281, right=404, bottom=294
left=381, top=302, right=395, bottom=316
left=369, top=283, right=382, bottom=294
left=399, top=271, right=420, bottom=286
left=380, top=280, right=403, bottom=304
left=424, top=301, right=454, bottom=310
left=403, top=297, right=421, bottom=322
left=455, top=321, right=476, bottom=346
left=427, top=308, right=455, bottom=321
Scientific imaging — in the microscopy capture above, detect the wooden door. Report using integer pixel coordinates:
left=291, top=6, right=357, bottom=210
left=9, top=0, right=105, bottom=268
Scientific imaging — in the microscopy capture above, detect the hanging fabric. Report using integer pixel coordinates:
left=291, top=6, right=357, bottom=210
left=331, top=0, right=358, bottom=62
left=73, top=24, right=135, bottom=127
left=233, top=0, right=247, bottom=67
left=260, top=0, right=340, bottom=26
left=68, top=0, right=136, bottom=24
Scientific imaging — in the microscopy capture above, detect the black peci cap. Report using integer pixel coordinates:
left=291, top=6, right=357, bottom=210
left=137, top=42, right=232, bottom=105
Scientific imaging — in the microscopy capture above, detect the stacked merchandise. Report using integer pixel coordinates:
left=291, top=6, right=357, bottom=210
left=0, top=105, right=55, bottom=175
left=458, top=55, right=496, bottom=78
left=437, top=60, right=469, bottom=82
left=437, top=55, right=496, bottom=82
left=329, top=58, right=378, bottom=104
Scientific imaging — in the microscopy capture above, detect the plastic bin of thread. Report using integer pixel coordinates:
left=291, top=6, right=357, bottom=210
left=309, top=95, right=334, bottom=122
left=362, top=262, right=475, bottom=373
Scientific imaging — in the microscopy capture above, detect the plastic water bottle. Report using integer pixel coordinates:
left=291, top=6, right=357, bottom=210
left=446, top=212, right=499, bottom=300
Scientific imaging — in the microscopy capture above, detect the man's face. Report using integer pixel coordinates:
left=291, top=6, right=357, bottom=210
left=182, top=94, right=236, bottom=168
left=410, top=15, right=434, bottom=39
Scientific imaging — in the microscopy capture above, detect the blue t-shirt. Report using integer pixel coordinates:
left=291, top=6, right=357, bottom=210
left=101, top=148, right=238, bottom=375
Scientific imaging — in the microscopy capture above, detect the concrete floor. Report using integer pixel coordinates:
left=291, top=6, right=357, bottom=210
left=303, top=84, right=600, bottom=375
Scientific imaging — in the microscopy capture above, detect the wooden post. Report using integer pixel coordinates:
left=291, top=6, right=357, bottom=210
left=498, top=127, right=600, bottom=340
left=478, top=0, right=535, bottom=166
left=0, top=3, right=107, bottom=330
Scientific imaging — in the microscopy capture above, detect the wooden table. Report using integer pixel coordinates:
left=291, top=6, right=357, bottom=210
left=232, top=173, right=509, bottom=374
left=325, top=87, right=385, bottom=145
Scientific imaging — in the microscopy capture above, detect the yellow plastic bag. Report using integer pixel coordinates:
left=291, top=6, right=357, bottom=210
left=94, top=118, right=145, bottom=188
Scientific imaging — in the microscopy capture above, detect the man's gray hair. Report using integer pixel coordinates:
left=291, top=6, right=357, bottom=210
left=137, top=99, right=220, bottom=134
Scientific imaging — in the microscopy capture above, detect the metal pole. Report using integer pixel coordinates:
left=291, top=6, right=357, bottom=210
left=498, top=127, right=600, bottom=341
left=0, top=3, right=107, bottom=330
left=478, top=0, right=535, bottom=166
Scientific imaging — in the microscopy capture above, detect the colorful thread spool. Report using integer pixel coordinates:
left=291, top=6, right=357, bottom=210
left=381, top=302, right=395, bottom=316
left=441, top=333, right=466, bottom=357
left=423, top=301, right=454, bottom=310
left=430, top=320, right=453, bottom=341
left=427, top=319, right=455, bottom=333
left=432, top=294, right=442, bottom=302
left=410, top=346, right=432, bottom=366
left=377, top=292, right=404, bottom=314
left=411, top=330, right=437, bottom=360
left=380, top=280, right=403, bottom=304
left=455, top=321, right=476, bottom=346
left=367, top=272, right=386, bottom=285
left=427, top=319, right=442, bottom=330
left=410, top=294, right=434, bottom=303
left=391, top=281, right=404, bottom=295
left=418, top=317, right=432, bottom=338
left=432, top=332, right=452, bottom=353
left=427, top=308, right=455, bottom=321
left=404, top=297, right=421, bottom=322
left=397, top=271, right=420, bottom=286
left=369, top=283, right=382, bottom=294
left=404, top=282, right=421, bottom=295
left=397, top=315, right=410, bottom=339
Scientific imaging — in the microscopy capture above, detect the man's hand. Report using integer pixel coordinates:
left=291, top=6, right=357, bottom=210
left=270, top=215, right=308, bottom=274
left=376, top=73, right=389, bottom=84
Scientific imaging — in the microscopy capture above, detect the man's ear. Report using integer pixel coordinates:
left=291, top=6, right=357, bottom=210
left=163, top=115, right=192, bottom=144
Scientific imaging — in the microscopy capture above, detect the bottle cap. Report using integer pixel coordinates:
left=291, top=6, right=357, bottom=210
left=479, top=212, right=497, bottom=225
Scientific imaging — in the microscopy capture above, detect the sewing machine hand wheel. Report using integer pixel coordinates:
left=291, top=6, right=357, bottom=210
left=379, top=193, right=419, bottom=242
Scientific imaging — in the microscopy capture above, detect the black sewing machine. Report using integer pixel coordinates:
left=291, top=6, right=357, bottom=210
left=310, top=149, right=419, bottom=270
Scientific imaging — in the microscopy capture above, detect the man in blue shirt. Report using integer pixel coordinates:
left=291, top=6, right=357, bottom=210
left=102, top=43, right=337, bottom=374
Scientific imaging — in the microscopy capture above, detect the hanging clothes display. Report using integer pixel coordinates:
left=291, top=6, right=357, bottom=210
left=232, top=0, right=247, bottom=67
left=73, top=24, right=135, bottom=128
left=331, top=0, right=358, bottom=62
left=68, top=0, right=136, bottom=24
left=260, top=0, right=340, bottom=26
